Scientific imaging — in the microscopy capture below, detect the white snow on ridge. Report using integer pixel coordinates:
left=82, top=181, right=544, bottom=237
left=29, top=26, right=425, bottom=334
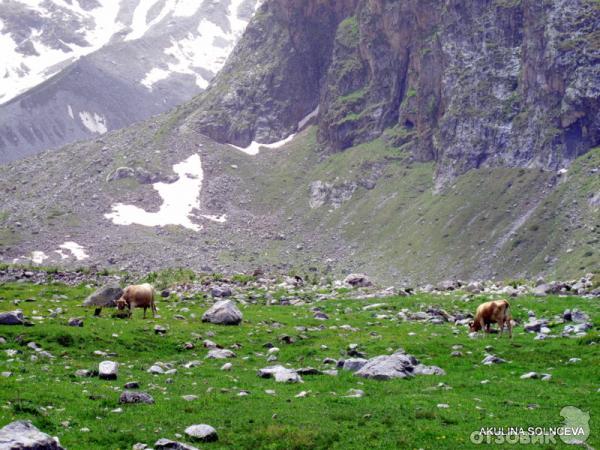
left=105, top=154, right=226, bottom=231
left=67, top=105, right=74, bottom=119
left=140, top=0, right=261, bottom=91
left=231, top=134, right=296, bottom=156
left=79, top=111, right=108, bottom=134
left=0, top=0, right=122, bottom=104
left=126, top=0, right=173, bottom=42
left=31, top=251, right=48, bottom=264
left=59, top=242, right=89, bottom=261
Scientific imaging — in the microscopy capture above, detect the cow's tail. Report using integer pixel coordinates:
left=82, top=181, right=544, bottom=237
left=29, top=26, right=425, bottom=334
left=151, top=286, right=157, bottom=313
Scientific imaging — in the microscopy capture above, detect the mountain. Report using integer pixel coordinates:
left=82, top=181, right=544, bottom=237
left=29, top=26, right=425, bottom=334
left=0, top=0, right=598, bottom=284
left=0, top=0, right=260, bottom=163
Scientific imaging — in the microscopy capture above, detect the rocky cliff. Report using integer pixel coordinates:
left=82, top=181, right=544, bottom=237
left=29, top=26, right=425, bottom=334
left=192, top=0, right=600, bottom=187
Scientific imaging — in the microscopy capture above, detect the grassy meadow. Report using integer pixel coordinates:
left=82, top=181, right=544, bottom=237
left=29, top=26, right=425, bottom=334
left=0, top=281, right=598, bottom=449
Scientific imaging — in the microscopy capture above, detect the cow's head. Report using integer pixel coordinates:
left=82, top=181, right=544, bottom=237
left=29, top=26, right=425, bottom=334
left=116, top=297, right=127, bottom=310
left=469, top=321, right=481, bottom=332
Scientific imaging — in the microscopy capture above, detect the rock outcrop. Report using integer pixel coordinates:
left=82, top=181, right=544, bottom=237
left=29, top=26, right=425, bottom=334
left=188, top=0, right=600, bottom=186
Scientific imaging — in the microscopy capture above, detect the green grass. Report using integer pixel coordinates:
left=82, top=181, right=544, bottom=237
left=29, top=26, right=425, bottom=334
left=0, top=282, right=598, bottom=449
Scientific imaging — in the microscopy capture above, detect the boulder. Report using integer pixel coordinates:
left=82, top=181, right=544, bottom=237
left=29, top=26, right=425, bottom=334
left=0, top=310, right=24, bottom=325
left=344, top=273, right=372, bottom=288
left=184, top=424, right=218, bottom=442
left=0, top=420, right=63, bottom=449
left=355, top=351, right=443, bottom=380
left=83, top=286, right=123, bottom=315
left=119, top=391, right=154, bottom=404
left=202, top=300, right=242, bottom=325
left=99, top=361, right=118, bottom=380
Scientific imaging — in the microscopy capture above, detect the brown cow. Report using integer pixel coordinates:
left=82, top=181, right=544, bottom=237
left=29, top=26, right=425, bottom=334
left=116, top=283, right=157, bottom=318
left=469, top=299, right=512, bottom=338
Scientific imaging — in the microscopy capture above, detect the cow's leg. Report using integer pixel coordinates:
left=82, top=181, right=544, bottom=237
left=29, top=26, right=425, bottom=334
left=143, top=307, right=147, bottom=319
left=94, top=308, right=102, bottom=317
left=508, top=319, right=512, bottom=339
left=498, top=318, right=504, bottom=336
left=152, top=301, right=157, bottom=318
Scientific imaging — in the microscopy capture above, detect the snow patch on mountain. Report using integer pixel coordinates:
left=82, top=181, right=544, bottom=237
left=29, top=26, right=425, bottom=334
left=140, top=0, right=260, bottom=91
left=105, top=154, right=226, bottom=231
left=230, top=134, right=296, bottom=156
left=58, top=242, right=89, bottom=260
left=0, top=0, right=123, bottom=104
left=79, top=111, right=108, bottom=134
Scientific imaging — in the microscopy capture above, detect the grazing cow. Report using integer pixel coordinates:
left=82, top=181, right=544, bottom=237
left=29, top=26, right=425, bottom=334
left=116, top=283, right=157, bottom=318
left=469, top=299, right=512, bottom=338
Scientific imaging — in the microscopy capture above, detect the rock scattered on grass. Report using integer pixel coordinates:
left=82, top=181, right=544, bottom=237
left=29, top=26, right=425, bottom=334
left=0, top=420, right=64, bottom=449
left=119, top=391, right=154, bottom=404
left=0, top=310, right=24, bottom=325
left=99, top=361, right=118, bottom=380
left=202, top=300, right=242, bottom=325
left=184, top=424, right=218, bottom=442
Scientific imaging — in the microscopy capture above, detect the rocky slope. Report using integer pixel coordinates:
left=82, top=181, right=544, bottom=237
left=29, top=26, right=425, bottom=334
left=0, top=0, right=259, bottom=163
left=0, top=0, right=597, bottom=284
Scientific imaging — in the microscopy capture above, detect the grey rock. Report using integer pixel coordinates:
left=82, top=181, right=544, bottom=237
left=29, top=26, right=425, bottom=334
left=257, top=365, right=303, bottom=383
left=342, top=358, right=368, bottom=372
left=99, top=360, right=118, bottom=379
left=481, top=355, right=506, bottom=365
left=119, top=391, right=155, bottom=404
left=344, top=273, right=372, bottom=288
left=210, top=286, right=232, bottom=298
left=83, top=285, right=123, bottom=310
left=184, top=424, right=218, bottom=442
left=0, top=310, right=24, bottom=325
left=68, top=318, right=83, bottom=327
left=524, top=320, right=543, bottom=333
left=355, top=351, right=441, bottom=380
left=154, top=438, right=199, bottom=450
left=0, top=420, right=64, bottom=449
left=202, top=300, right=242, bottom=325
left=124, top=381, right=140, bottom=389
left=74, top=369, right=93, bottom=377
left=206, top=349, right=236, bottom=359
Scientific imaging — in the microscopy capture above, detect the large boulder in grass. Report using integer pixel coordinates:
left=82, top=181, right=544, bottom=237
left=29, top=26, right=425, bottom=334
left=0, top=310, right=24, bottom=325
left=0, top=420, right=64, bottom=449
left=355, top=351, right=445, bottom=380
left=83, top=285, right=123, bottom=315
left=202, top=300, right=242, bottom=325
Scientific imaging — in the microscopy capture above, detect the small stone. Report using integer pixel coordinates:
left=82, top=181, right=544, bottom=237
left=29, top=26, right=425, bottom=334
left=154, top=438, right=199, bottom=450
left=344, top=389, right=364, bottom=398
left=154, top=325, right=167, bottom=335
left=124, top=381, right=140, bottom=389
left=68, top=318, right=83, bottom=327
left=182, top=395, right=198, bottom=401
left=221, top=363, right=232, bottom=371
left=119, top=391, right=154, bottom=404
left=520, top=372, right=539, bottom=379
left=148, top=365, right=165, bottom=374
left=75, top=369, right=93, bottom=377
left=481, top=355, right=506, bottom=365
left=206, top=349, right=236, bottom=359
left=437, top=403, right=450, bottom=409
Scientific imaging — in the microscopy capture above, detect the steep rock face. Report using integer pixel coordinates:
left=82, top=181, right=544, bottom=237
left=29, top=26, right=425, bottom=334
left=188, top=0, right=359, bottom=146
left=192, top=0, right=600, bottom=185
